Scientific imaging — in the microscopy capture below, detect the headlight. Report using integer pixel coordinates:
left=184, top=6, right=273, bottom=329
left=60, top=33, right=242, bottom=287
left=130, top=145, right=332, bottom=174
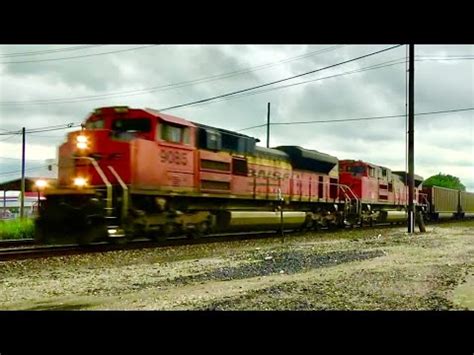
left=76, top=135, right=89, bottom=150
left=73, top=177, right=88, bottom=188
left=35, top=179, right=48, bottom=189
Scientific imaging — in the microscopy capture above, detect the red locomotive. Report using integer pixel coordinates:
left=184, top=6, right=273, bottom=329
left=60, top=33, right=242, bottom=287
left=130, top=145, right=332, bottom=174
left=36, top=105, right=466, bottom=244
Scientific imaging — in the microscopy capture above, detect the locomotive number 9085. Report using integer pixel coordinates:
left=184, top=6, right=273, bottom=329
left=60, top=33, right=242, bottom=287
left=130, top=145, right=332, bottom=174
left=160, top=149, right=188, bottom=166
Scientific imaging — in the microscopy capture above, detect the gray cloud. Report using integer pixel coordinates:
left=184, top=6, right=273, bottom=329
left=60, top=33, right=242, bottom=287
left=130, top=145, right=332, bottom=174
left=0, top=44, right=473, bottom=190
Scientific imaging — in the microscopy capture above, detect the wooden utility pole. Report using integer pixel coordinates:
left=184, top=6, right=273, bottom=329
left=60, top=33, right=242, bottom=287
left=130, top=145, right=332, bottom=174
left=20, top=127, right=26, bottom=219
left=266, top=102, right=271, bottom=148
left=408, top=44, right=415, bottom=233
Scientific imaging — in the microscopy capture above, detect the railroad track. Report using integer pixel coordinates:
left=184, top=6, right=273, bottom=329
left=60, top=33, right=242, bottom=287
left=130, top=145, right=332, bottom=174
left=0, top=238, right=35, bottom=248
left=0, top=218, right=470, bottom=262
left=0, top=231, right=280, bottom=262
left=0, top=224, right=407, bottom=262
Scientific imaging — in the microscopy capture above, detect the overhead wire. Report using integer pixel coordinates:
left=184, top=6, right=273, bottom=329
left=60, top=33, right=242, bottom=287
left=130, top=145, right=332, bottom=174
left=236, top=107, right=474, bottom=132
left=1, top=48, right=469, bottom=108
left=0, top=45, right=157, bottom=64
left=158, top=45, right=404, bottom=112
left=0, top=45, right=105, bottom=58
left=186, top=58, right=408, bottom=110
left=0, top=165, right=50, bottom=177
left=1, top=45, right=471, bottom=147
left=0, top=45, right=345, bottom=106
left=0, top=123, right=81, bottom=136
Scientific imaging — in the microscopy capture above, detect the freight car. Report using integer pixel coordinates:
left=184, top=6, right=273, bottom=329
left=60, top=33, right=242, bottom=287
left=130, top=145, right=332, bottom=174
left=423, top=186, right=474, bottom=220
left=35, top=106, right=435, bottom=245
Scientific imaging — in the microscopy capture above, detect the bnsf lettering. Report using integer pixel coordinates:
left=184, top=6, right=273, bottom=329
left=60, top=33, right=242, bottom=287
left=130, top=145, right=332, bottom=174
left=160, top=150, right=187, bottom=165
left=248, top=168, right=290, bottom=180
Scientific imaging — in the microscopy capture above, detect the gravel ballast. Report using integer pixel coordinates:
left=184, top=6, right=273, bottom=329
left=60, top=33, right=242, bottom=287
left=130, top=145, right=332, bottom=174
left=0, top=221, right=473, bottom=310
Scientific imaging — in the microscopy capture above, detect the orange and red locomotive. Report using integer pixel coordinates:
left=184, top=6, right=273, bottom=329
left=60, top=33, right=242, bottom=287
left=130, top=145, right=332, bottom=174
left=36, top=106, right=427, bottom=244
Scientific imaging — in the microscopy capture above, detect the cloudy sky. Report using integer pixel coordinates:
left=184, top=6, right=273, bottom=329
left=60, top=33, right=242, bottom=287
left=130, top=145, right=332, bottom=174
left=0, top=44, right=473, bottom=190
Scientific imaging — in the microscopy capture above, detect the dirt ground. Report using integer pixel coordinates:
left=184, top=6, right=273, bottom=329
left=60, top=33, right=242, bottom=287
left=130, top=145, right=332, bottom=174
left=0, top=221, right=473, bottom=310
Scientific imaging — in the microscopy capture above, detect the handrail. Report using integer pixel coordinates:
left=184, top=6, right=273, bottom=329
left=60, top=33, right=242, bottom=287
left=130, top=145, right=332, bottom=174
left=337, top=183, right=360, bottom=215
left=73, top=157, right=112, bottom=216
left=107, top=166, right=129, bottom=220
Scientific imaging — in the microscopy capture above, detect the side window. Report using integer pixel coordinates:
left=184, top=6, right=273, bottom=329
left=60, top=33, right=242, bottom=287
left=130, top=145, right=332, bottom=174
left=161, top=123, right=184, bottom=143
left=183, top=128, right=191, bottom=145
left=369, top=167, right=375, bottom=177
left=232, top=158, right=248, bottom=176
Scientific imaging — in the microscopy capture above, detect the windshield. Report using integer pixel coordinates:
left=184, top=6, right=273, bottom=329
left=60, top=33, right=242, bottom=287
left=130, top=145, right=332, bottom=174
left=85, top=118, right=105, bottom=129
left=112, top=118, right=151, bottom=141
left=350, top=166, right=366, bottom=175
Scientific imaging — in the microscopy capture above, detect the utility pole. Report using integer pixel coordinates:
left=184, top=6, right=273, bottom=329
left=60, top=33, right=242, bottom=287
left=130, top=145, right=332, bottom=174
left=408, top=44, right=415, bottom=233
left=266, top=102, right=271, bottom=148
left=20, top=127, right=26, bottom=219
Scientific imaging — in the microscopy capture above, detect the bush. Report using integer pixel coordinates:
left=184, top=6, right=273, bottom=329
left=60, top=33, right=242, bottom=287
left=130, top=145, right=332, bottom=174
left=0, top=218, right=35, bottom=240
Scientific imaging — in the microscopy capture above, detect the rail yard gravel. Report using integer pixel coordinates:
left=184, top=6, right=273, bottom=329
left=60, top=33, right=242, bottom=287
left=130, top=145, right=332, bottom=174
left=0, top=221, right=473, bottom=310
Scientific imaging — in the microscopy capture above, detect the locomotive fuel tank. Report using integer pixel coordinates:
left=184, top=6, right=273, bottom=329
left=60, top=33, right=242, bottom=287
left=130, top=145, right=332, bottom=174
left=216, top=211, right=306, bottom=231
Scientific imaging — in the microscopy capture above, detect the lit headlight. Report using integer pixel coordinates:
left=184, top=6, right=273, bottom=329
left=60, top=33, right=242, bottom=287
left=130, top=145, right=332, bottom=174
left=73, top=177, right=88, bottom=188
left=76, top=135, right=89, bottom=150
left=35, top=179, right=48, bottom=189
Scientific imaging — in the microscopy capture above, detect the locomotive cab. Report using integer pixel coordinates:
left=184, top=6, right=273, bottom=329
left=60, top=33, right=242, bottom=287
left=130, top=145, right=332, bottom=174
left=339, top=160, right=407, bottom=205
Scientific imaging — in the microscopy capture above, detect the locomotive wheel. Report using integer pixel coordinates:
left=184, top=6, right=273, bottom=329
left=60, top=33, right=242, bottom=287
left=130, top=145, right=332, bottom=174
left=150, top=229, right=167, bottom=243
left=188, top=221, right=209, bottom=240
left=299, top=216, right=313, bottom=233
left=149, top=223, right=173, bottom=243
left=78, top=216, right=107, bottom=246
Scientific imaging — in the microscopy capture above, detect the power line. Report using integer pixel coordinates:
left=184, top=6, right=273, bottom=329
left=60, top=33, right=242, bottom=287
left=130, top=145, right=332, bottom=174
left=0, top=156, right=45, bottom=161
left=2, top=49, right=469, bottom=138
left=0, top=57, right=405, bottom=136
left=0, top=45, right=345, bottom=106
left=0, top=165, right=49, bottom=177
left=0, top=45, right=105, bottom=58
left=169, top=56, right=472, bottom=112
left=0, top=123, right=81, bottom=136
left=1, top=106, right=472, bottom=177
left=187, top=58, right=407, bottom=110
left=0, top=134, right=19, bottom=142
left=237, top=107, right=474, bottom=132
left=1, top=58, right=467, bottom=138
left=25, top=134, right=65, bottom=138
left=416, top=54, right=474, bottom=58
left=0, top=45, right=157, bottom=64
left=1, top=107, right=472, bottom=176
left=158, top=45, right=403, bottom=112
left=2, top=49, right=468, bottom=108
left=415, top=57, right=474, bottom=61
left=0, top=49, right=470, bottom=108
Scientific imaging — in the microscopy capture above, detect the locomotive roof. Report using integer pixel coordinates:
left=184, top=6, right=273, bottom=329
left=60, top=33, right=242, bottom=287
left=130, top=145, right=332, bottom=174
left=275, top=146, right=338, bottom=174
left=254, top=146, right=290, bottom=160
left=393, top=171, right=424, bottom=186
left=144, top=108, right=196, bottom=127
left=191, top=121, right=259, bottom=141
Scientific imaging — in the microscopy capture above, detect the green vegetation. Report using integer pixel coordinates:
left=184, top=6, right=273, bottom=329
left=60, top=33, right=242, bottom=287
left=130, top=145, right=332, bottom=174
left=0, top=218, right=35, bottom=240
left=423, top=173, right=466, bottom=191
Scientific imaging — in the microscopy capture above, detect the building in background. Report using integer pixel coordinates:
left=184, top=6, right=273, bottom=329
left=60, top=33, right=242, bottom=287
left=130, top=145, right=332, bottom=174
left=0, top=159, right=58, bottom=219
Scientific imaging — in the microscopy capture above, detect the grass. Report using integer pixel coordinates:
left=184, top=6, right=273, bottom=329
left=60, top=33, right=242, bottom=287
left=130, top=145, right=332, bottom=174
left=0, top=218, right=35, bottom=240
